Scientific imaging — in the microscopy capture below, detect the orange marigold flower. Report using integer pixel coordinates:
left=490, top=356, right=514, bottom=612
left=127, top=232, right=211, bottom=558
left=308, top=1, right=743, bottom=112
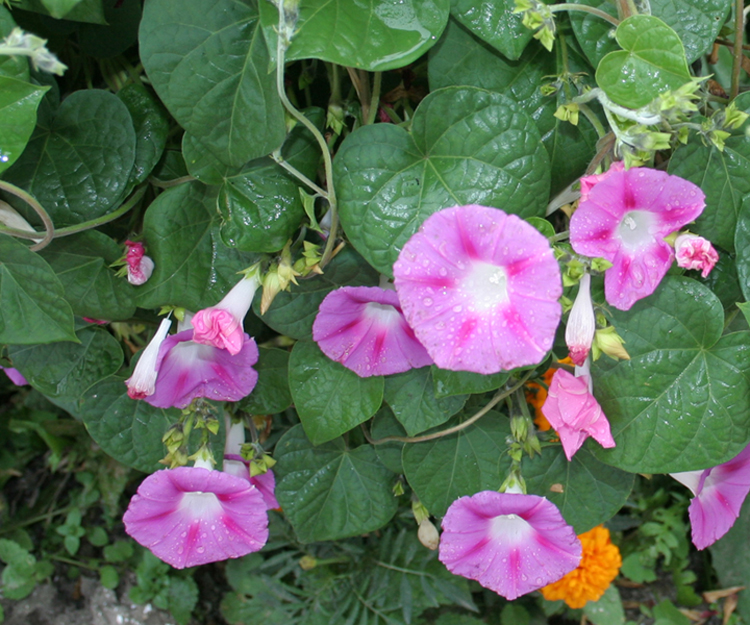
left=540, top=525, right=621, bottom=609
left=526, top=358, right=573, bottom=432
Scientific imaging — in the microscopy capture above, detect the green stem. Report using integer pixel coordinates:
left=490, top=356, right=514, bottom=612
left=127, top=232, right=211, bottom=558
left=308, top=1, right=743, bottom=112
left=148, top=174, right=195, bottom=189
left=550, top=4, right=620, bottom=27
left=365, top=371, right=535, bottom=445
left=365, top=72, right=382, bottom=125
left=578, top=103, right=607, bottom=139
left=0, top=180, right=54, bottom=251
left=0, top=506, right=74, bottom=534
left=550, top=229, right=570, bottom=243
left=276, top=3, right=338, bottom=268
left=271, top=151, right=328, bottom=197
left=49, top=554, right=99, bottom=571
left=731, top=0, right=745, bottom=100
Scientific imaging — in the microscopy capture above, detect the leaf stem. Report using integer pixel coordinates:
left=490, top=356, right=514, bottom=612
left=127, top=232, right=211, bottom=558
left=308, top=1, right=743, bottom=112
left=271, top=150, right=328, bottom=197
left=578, top=103, right=607, bottom=139
left=731, top=0, right=745, bottom=100
left=276, top=3, right=339, bottom=268
left=49, top=554, right=99, bottom=571
left=364, top=371, right=535, bottom=445
left=550, top=4, right=620, bottom=27
left=0, top=506, right=74, bottom=534
left=0, top=180, right=54, bottom=251
left=0, top=184, right=147, bottom=243
left=365, top=72, right=382, bottom=125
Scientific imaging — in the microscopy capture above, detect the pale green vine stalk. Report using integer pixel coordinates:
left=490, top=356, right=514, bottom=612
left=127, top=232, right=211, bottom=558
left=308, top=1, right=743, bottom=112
left=364, top=371, right=535, bottom=445
left=275, top=1, right=339, bottom=268
left=731, top=0, right=745, bottom=99
left=549, top=3, right=620, bottom=26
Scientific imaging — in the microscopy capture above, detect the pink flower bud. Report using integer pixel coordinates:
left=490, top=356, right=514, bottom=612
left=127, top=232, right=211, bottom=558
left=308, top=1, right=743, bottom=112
left=125, top=318, right=172, bottom=400
left=125, top=240, right=155, bottom=286
left=565, top=273, right=595, bottom=366
left=674, top=233, right=719, bottom=278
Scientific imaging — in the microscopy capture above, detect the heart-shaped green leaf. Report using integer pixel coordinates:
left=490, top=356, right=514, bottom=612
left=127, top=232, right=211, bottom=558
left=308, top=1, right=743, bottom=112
left=524, top=448, right=634, bottom=534
left=3, top=90, right=136, bottom=227
left=254, top=246, right=379, bottom=340
left=0, top=235, right=76, bottom=344
left=450, top=0, right=533, bottom=60
left=15, top=0, right=106, bottom=22
left=668, top=134, right=750, bottom=253
left=335, top=86, right=550, bottom=276
left=288, top=340, right=384, bottom=445
left=402, top=409, right=512, bottom=516
left=8, top=326, right=123, bottom=402
left=258, top=0, right=450, bottom=71
left=140, top=0, right=285, bottom=168
left=592, top=277, right=750, bottom=473
left=429, top=19, right=597, bottom=196
left=0, top=77, right=47, bottom=175
left=384, top=367, right=467, bottom=436
left=274, top=425, right=398, bottom=542
left=40, top=231, right=135, bottom=321
left=135, top=182, right=259, bottom=311
left=238, top=347, right=292, bottom=415
left=596, top=15, right=691, bottom=109
left=431, top=366, right=508, bottom=398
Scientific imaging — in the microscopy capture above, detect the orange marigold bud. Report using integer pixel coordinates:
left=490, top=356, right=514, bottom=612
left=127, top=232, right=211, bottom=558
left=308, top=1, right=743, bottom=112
left=540, top=525, right=621, bottom=609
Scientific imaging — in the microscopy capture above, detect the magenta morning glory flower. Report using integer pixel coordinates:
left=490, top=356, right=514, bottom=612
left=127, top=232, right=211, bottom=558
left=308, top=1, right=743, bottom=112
left=312, top=286, right=433, bottom=377
left=393, top=205, right=562, bottom=374
left=123, top=464, right=269, bottom=569
left=674, top=233, right=719, bottom=278
left=671, top=443, right=750, bottom=550
left=2, top=367, right=28, bottom=386
left=143, top=328, right=259, bottom=409
left=126, top=318, right=173, bottom=400
left=438, top=490, right=582, bottom=600
left=542, top=367, right=615, bottom=461
left=565, top=273, right=596, bottom=367
left=125, top=240, right=154, bottom=286
left=570, top=167, right=705, bottom=311
left=192, top=269, right=261, bottom=355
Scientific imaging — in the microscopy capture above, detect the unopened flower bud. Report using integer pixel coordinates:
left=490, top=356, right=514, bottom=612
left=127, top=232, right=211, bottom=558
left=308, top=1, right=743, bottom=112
left=125, top=318, right=172, bottom=400
left=565, top=273, right=595, bottom=366
left=299, top=555, right=317, bottom=570
left=592, top=326, right=630, bottom=362
left=674, top=233, right=719, bottom=278
left=418, top=519, right=439, bottom=551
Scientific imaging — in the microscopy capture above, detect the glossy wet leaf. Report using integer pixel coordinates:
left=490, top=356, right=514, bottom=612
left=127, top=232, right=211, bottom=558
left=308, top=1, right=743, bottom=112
left=288, top=340, right=384, bottom=445
left=3, top=90, right=136, bottom=227
left=596, top=15, right=691, bottom=109
left=238, top=347, right=292, bottom=414
left=735, top=202, right=750, bottom=302
left=592, top=277, right=750, bottom=473
left=431, top=366, right=508, bottom=398
left=0, top=77, right=47, bottom=175
left=402, top=411, right=512, bottom=516
left=274, top=425, right=398, bottom=542
left=370, top=406, right=406, bottom=475
left=450, top=0, right=533, bottom=60
left=218, top=108, right=324, bottom=253
left=524, top=447, right=634, bottom=534
left=40, top=231, right=135, bottom=321
left=429, top=20, right=596, bottom=195
left=8, top=326, right=123, bottom=402
left=140, top=0, right=285, bottom=168
left=258, top=0, right=450, bottom=71
left=566, top=0, right=618, bottom=67
left=254, top=246, right=379, bottom=340
left=0, top=236, right=76, bottom=345
left=384, top=367, right=467, bottom=436
left=78, top=376, right=181, bottom=472
left=135, top=182, right=259, bottom=311
left=669, top=134, right=750, bottom=252
left=335, top=86, right=550, bottom=276
left=117, top=83, right=170, bottom=186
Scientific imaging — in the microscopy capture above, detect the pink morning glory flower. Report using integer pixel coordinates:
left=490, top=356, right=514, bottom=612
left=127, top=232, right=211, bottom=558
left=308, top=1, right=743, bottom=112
left=570, top=167, right=705, bottom=311
left=312, top=286, right=433, bottom=377
left=579, top=161, right=624, bottom=201
left=143, top=328, right=259, bottom=409
left=542, top=367, right=615, bottom=461
left=438, top=490, right=582, bottom=600
left=126, top=318, right=173, bottom=400
left=565, top=273, right=596, bottom=367
left=192, top=270, right=261, bottom=355
left=2, top=367, right=28, bottom=386
left=123, top=464, right=269, bottom=569
left=125, top=240, right=154, bottom=286
left=671, top=443, right=750, bottom=550
left=674, top=233, right=719, bottom=278
left=393, top=205, right=562, bottom=374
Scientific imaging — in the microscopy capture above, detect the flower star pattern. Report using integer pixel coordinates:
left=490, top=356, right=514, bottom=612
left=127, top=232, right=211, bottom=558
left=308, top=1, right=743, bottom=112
left=570, top=167, right=705, bottom=310
left=394, top=205, right=562, bottom=374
